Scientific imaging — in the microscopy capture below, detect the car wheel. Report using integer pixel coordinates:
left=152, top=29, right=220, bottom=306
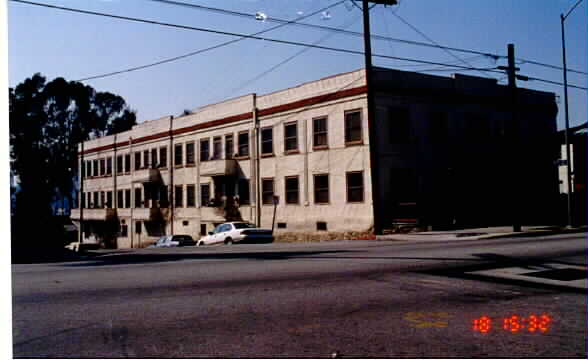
left=224, top=238, right=233, bottom=245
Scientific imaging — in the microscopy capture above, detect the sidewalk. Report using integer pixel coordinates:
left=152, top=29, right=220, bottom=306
left=376, top=225, right=588, bottom=242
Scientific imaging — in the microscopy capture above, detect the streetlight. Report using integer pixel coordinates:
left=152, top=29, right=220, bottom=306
left=561, top=0, right=584, bottom=228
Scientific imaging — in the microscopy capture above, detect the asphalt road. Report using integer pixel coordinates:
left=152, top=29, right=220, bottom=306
left=12, top=233, right=587, bottom=358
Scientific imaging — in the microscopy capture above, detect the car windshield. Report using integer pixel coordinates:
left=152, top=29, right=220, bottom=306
left=157, top=236, right=169, bottom=244
left=233, top=223, right=255, bottom=229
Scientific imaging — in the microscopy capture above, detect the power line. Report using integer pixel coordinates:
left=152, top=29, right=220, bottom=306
left=11, top=0, right=587, bottom=91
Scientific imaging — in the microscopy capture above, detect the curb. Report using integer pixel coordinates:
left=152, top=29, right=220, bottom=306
left=376, top=227, right=587, bottom=242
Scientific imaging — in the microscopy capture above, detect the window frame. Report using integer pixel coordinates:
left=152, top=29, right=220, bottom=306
left=143, top=150, right=149, bottom=169
left=261, top=178, right=275, bottom=205
left=174, top=185, right=183, bottom=208
left=134, top=187, right=142, bottom=208
left=284, top=176, right=299, bottom=205
left=200, top=183, right=210, bottom=207
left=212, top=136, right=222, bottom=160
left=134, top=152, right=141, bottom=171
left=225, top=134, right=234, bottom=159
left=106, top=157, right=112, bottom=176
left=116, top=155, right=123, bottom=174
left=151, top=148, right=158, bottom=169
left=261, top=126, right=274, bottom=156
left=186, top=184, right=196, bottom=207
left=174, top=143, right=183, bottom=167
left=346, top=171, right=364, bottom=203
left=344, top=109, right=363, bottom=145
left=237, top=131, right=249, bottom=158
left=284, top=121, right=299, bottom=154
left=198, top=139, right=208, bottom=163
left=312, top=116, right=329, bottom=150
left=238, top=178, right=250, bottom=205
left=159, top=146, right=167, bottom=168
left=124, top=154, right=131, bottom=173
left=313, top=174, right=330, bottom=204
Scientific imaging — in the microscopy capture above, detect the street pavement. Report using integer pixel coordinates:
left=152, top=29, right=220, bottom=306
left=12, top=232, right=587, bottom=358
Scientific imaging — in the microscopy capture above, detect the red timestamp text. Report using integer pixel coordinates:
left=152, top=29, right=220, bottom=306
left=473, top=314, right=552, bottom=334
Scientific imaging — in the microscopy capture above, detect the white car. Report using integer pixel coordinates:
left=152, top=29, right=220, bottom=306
left=197, top=222, right=273, bottom=246
left=148, top=235, right=196, bottom=248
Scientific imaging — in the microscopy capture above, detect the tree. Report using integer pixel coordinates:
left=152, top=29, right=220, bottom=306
left=9, top=73, right=137, bottom=252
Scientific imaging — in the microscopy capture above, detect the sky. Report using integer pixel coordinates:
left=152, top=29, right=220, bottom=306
left=6, top=0, right=588, bottom=130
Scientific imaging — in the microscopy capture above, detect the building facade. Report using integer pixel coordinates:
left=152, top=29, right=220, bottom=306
left=71, top=68, right=559, bottom=248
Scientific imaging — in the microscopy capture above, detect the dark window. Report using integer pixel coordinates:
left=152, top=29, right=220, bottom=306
left=238, top=131, right=249, bottom=157
left=345, top=110, right=362, bottom=144
left=200, top=184, right=210, bottom=206
left=313, top=117, right=328, bottom=148
left=284, top=122, right=298, bottom=152
left=314, top=174, right=329, bottom=204
left=125, top=189, right=131, bottom=209
left=238, top=178, right=250, bottom=205
left=389, top=107, right=411, bottom=143
left=285, top=176, right=299, bottom=204
left=317, top=221, right=327, bottom=231
left=136, top=221, right=142, bottom=234
left=143, top=150, right=149, bottom=169
left=160, top=185, right=169, bottom=207
left=151, top=148, right=158, bottom=169
left=225, top=134, right=234, bottom=159
left=159, top=146, right=167, bottom=168
left=81, top=192, right=86, bottom=208
left=120, top=224, right=128, bottom=237
left=277, top=222, right=287, bottom=229
left=116, top=155, right=123, bottom=174
left=200, top=224, right=207, bottom=236
left=262, top=178, right=274, bottom=205
left=100, top=191, right=105, bottom=208
left=174, top=144, right=183, bottom=166
left=182, top=221, right=189, bottom=226
left=87, top=192, right=91, bottom=209
left=106, top=157, right=112, bottom=175
left=100, top=159, right=106, bottom=176
left=124, top=154, right=131, bottom=173
left=93, top=159, right=98, bottom=176
left=175, top=185, right=183, bottom=208
left=346, top=171, right=364, bottom=202
left=93, top=192, right=99, bottom=208
left=117, top=190, right=123, bottom=208
left=261, top=127, right=273, bottom=155
left=186, top=142, right=196, bottom=165
left=106, top=191, right=113, bottom=208
left=81, top=161, right=85, bottom=179
left=213, top=137, right=222, bottom=160
left=186, top=184, right=196, bottom=207
left=134, top=152, right=141, bottom=171
left=85, top=160, right=91, bottom=178
left=198, top=140, right=207, bottom=162
left=135, top=188, right=142, bottom=208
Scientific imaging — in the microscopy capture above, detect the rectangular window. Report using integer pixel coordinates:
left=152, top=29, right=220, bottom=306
left=314, top=174, right=329, bottom=204
left=100, top=191, right=105, bottom=208
left=213, top=137, right=222, bottom=160
left=262, top=178, right=274, bottom=205
left=174, top=144, right=183, bottom=166
left=100, top=159, right=106, bottom=176
left=159, top=146, right=167, bottom=168
left=200, top=224, right=207, bottom=236
left=198, top=140, right=207, bottom=163
left=80, top=192, right=85, bottom=208
left=186, top=184, right=196, bottom=207
left=134, top=152, right=141, bottom=171
left=284, top=122, right=298, bottom=152
left=200, top=184, right=210, bottom=206
left=116, top=155, right=123, bottom=174
left=238, top=131, right=249, bottom=157
left=93, top=191, right=99, bottom=208
left=93, top=159, right=98, bottom=177
left=136, top=221, right=142, bottom=234
left=87, top=192, right=91, bottom=209
left=135, top=188, right=142, bottom=208
left=117, top=190, right=123, bottom=208
left=345, top=110, right=363, bottom=144
left=151, top=148, right=158, bottom=169
left=175, top=185, right=183, bottom=208
left=261, top=127, right=273, bottom=155
left=313, top=117, right=328, bottom=148
left=120, top=224, right=128, bottom=237
left=143, top=150, right=149, bottom=169
left=225, top=134, right=234, bottom=159
left=389, top=107, right=411, bottom=144
left=125, top=189, right=131, bottom=209
left=346, top=171, right=364, bottom=202
left=85, top=160, right=91, bottom=178
left=106, top=157, right=112, bottom=175
left=285, top=176, right=299, bottom=204
left=106, top=191, right=113, bottom=208
left=238, top=178, right=250, bottom=205
left=124, top=154, right=131, bottom=173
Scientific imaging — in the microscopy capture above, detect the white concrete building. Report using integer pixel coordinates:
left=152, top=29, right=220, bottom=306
left=71, top=67, right=559, bottom=248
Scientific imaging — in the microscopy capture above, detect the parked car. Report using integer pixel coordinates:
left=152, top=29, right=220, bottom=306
left=197, top=222, right=273, bottom=246
left=148, top=235, right=196, bottom=248
left=64, top=241, right=100, bottom=252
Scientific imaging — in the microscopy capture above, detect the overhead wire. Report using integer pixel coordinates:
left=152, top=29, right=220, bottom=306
left=10, top=0, right=587, bottom=91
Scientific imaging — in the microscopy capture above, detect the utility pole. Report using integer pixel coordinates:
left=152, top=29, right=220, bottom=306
left=78, top=140, right=84, bottom=247
left=361, top=0, right=397, bottom=235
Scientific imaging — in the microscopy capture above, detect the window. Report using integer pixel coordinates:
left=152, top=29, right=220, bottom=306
left=87, top=192, right=91, bottom=209
left=160, top=185, right=169, bottom=207
left=80, top=192, right=85, bottom=208
left=174, top=144, right=183, bottom=166
left=200, top=184, right=210, bottom=206
left=136, top=221, right=142, bottom=234
left=225, top=134, right=234, bottom=159
left=198, top=140, right=207, bottom=163
left=238, top=178, right=250, bottom=205
left=125, top=189, right=131, bottom=209
left=313, top=117, right=328, bottom=148
left=135, top=188, right=142, bottom=208
left=100, top=191, right=105, bottom=208
left=106, top=191, right=113, bottom=208
left=151, top=148, right=158, bottom=169
left=200, top=224, right=207, bottom=236
left=346, top=171, right=364, bottom=202
left=389, top=107, right=411, bottom=144
left=86, top=160, right=91, bottom=178
left=277, top=222, right=287, bottom=229
left=317, top=221, right=327, bottom=231
left=120, top=224, right=128, bottom=237
left=314, top=174, right=329, bottom=204
left=159, top=146, right=167, bottom=168
left=124, top=154, right=131, bottom=173
left=262, top=178, right=274, bottom=205
left=100, top=159, right=106, bottom=176
left=93, top=159, right=98, bottom=177
left=213, top=137, right=222, bottom=160
left=175, top=185, right=183, bottom=208
left=80, top=162, right=85, bottom=179
left=284, top=122, right=298, bottom=152
left=116, top=155, right=123, bottom=174
left=345, top=110, right=362, bottom=144
left=238, top=131, right=249, bottom=157
left=134, top=152, right=141, bottom=171
left=117, top=190, right=123, bottom=208
left=285, top=176, right=299, bottom=204
left=186, top=184, right=196, bottom=207
left=185, top=142, right=195, bottom=165
left=261, top=127, right=273, bottom=155
left=106, top=157, right=112, bottom=175
left=143, top=150, right=149, bottom=169
left=93, top=192, right=99, bottom=208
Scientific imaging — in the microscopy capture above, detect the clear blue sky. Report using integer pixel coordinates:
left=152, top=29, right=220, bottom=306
left=7, top=0, right=588, bottom=129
